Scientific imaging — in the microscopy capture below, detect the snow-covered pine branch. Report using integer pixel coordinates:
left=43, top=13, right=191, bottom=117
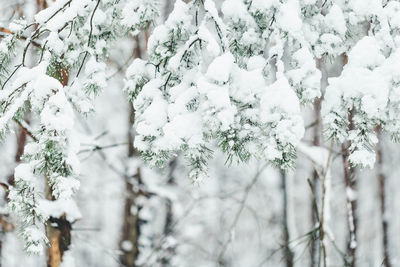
left=0, top=0, right=160, bottom=254
left=322, top=1, right=400, bottom=168
left=127, top=0, right=324, bottom=181
left=127, top=0, right=400, bottom=180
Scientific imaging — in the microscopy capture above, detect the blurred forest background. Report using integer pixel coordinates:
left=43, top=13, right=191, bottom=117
left=1, top=1, right=400, bottom=267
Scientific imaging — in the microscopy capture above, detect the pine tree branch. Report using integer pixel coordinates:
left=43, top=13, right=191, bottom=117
left=14, top=118, right=37, bottom=142
left=76, top=0, right=101, bottom=77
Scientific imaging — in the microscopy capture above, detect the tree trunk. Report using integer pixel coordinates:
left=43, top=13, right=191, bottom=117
left=36, top=0, right=48, bottom=9
left=331, top=53, right=356, bottom=267
left=119, top=163, right=141, bottom=267
left=45, top=9, right=72, bottom=263
left=119, top=36, right=143, bottom=266
left=45, top=86, right=72, bottom=267
left=311, top=56, right=327, bottom=267
left=310, top=99, right=321, bottom=267
left=376, top=128, right=391, bottom=267
left=161, top=160, right=177, bottom=266
left=281, top=170, right=294, bottom=267
left=341, top=141, right=357, bottom=267
left=46, top=210, right=72, bottom=267
left=310, top=112, right=320, bottom=266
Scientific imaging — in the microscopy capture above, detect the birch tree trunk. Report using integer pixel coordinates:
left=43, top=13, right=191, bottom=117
left=376, top=128, right=391, bottom=267
left=281, top=170, right=294, bottom=267
left=310, top=101, right=321, bottom=267
left=310, top=56, right=327, bottom=267
left=341, top=114, right=357, bottom=267
left=341, top=141, right=357, bottom=267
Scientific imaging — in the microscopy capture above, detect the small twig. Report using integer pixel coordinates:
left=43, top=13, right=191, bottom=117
left=106, top=54, right=135, bottom=81
left=180, top=38, right=201, bottom=62
left=76, top=0, right=101, bottom=77
left=0, top=27, right=13, bottom=35
left=78, top=142, right=128, bottom=154
left=1, top=63, right=22, bottom=90
left=163, top=72, right=172, bottom=90
left=257, top=228, right=318, bottom=267
left=305, top=119, right=319, bottom=130
left=307, top=178, right=320, bottom=222
left=14, top=118, right=37, bottom=142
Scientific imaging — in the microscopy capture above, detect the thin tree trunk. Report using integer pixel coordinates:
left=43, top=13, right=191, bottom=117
left=341, top=140, right=357, bottom=267
left=45, top=8, right=72, bottom=263
left=376, top=128, right=391, bottom=267
left=163, top=0, right=172, bottom=20
left=119, top=36, right=143, bottom=267
left=311, top=56, right=326, bottom=267
left=45, top=186, right=72, bottom=267
left=36, top=0, right=48, bottom=9
left=0, top=215, right=15, bottom=265
left=161, top=160, right=176, bottom=266
left=281, top=170, right=294, bottom=267
left=310, top=110, right=320, bottom=267
left=335, top=53, right=357, bottom=267
left=31, top=3, right=69, bottom=266
left=119, top=162, right=141, bottom=267
left=45, top=73, right=71, bottom=267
